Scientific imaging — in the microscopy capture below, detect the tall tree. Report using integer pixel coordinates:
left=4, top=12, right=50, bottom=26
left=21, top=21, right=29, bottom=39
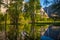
left=29, top=0, right=36, bottom=40
left=6, top=0, right=23, bottom=40
left=29, top=0, right=40, bottom=40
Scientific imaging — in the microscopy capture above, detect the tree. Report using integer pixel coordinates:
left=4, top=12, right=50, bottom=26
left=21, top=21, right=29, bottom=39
left=29, top=0, right=40, bottom=39
left=4, top=0, right=23, bottom=40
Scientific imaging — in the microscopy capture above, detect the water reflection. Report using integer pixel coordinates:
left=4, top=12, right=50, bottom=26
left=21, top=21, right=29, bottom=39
left=0, top=24, right=60, bottom=40
left=41, top=24, right=60, bottom=40
left=0, top=24, right=5, bottom=40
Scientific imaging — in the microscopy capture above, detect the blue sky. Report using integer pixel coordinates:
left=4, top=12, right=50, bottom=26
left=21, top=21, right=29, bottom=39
left=24, top=0, right=29, bottom=2
left=40, top=0, right=60, bottom=8
left=40, top=0, right=55, bottom=8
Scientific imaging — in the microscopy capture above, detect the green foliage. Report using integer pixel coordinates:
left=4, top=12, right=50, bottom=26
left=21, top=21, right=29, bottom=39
left=0, top=0, right=60, bottom=40
left=0, top=13, right=4, bottom=21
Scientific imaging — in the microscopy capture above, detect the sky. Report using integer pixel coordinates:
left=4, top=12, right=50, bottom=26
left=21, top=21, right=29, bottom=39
left=24, top=0, right=29, bottom=2
left=40, top=0, right=55, bottom=8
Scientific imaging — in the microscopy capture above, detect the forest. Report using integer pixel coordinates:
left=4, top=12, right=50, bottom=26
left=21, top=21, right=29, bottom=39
left=0, top=0, right=60, bottom=40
